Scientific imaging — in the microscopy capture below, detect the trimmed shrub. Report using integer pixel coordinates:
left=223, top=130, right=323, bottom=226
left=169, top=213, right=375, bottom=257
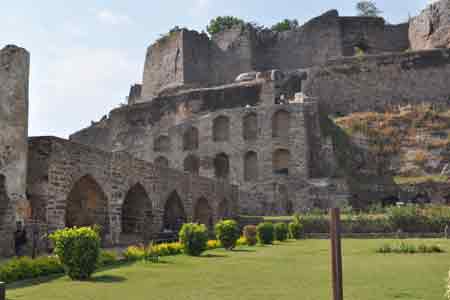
left=0, top=256, right=63, bottom=283
left=207, top=16, right=245, bottom=35
left=274, top=223, right=289, bottom=242
left=256, top=222, right=275, bottom=245
left=97, top=250, right=118, bottom=267
left=49, top=227, right=100, bottom=280
left=123, top=245, right=145, bottom=261
left=179, top=223, right=209, bottom=256
left=243, top=225, right=258, bottom=246
left=376, top=241, right=444, bottom=254
left=215, top=220, right=240, bottom=250
left=289, top=221, right=303, bottom=239
left=207, top=240, right=222, bottom=250
left=150, top=242, right=184, bottom=256
left=236, top=237, right=248, bottom=246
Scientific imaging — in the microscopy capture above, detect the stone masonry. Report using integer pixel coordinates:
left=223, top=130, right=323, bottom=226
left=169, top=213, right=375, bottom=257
left=0, top=45, right=29, bottom=256
left=27, top=136, right=238, bottom=249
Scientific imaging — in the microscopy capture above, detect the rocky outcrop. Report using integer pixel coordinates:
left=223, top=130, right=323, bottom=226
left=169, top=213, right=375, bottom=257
left=410, top=0, right=450, bottom=50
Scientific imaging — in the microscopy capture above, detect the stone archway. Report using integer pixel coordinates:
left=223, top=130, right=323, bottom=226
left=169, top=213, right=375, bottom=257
left=155, top=156, right=169, bottom=168
left=162, top=191, right=186, bottom=233
left=121, top=183, right=151, bottom=243
left=273, top=149, right=290, bottom=175
left=243, top=113, right=258, bottom=141
left=183, top=126, right=199, bottom=151
left=214, top=153, right=230, bottom=179
left=218, top=198, right=231, bottom=220
left=194, top=197, right=213, bottom=229
left=65, top=175, right=109, bottom=232
left=272, top=110, right=290, bottom=138
left=244, top=151, right=258, bottom=182
left=154, top=135, right=170, bottom=153
left=0, top=174, right=9, bottom=225
left=184, top=155, right=200, bottom=175
left=213, top=116, right=230, bottom=142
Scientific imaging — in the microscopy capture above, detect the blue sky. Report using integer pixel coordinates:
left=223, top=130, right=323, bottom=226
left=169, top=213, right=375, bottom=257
left=0, top=0, right=431, bottom=137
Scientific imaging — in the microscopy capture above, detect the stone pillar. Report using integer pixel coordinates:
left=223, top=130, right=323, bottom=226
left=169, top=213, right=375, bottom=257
left=0, top=45, right=30, bottom=256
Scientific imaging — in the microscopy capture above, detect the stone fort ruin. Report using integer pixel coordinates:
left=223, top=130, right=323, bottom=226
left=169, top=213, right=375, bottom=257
left=2, top=0, right=450, bottom=255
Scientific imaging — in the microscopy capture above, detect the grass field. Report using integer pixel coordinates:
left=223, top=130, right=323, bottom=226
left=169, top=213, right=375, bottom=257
left=6, top=239, right=450, bottom=300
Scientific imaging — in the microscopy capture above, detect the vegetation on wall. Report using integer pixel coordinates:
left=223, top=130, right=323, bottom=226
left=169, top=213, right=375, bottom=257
left=271, top=19, right=299, bottom=32
left=157, top=26, right=188, bottom=44
left=206, top=16, right=245, bottom=35
left=356, top=1, right=382, bottom=17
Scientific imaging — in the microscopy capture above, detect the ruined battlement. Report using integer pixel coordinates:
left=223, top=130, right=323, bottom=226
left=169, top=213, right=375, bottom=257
left=139, top=10, right=409, bottom=102
left=0, top=44, right=29, bottom=256
left=303, top=48, right=450, bottom=114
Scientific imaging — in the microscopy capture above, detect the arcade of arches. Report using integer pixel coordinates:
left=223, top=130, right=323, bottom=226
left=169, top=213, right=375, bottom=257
left=65, top=175, right=109, bottom=230
left=163, top=191, right=187, bottom=232
left=193, top=197, right=212, bottom=229
left=121, top=184, right=151, bottom=240
left=272, top=110, right=290, bottom=138
left=213, top=116, right=230, bottom=142
left=183, top=126, right=199, bottom=151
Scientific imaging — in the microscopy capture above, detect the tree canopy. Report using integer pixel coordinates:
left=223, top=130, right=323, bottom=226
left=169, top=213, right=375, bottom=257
left=271, top=19, right=299, bottom=32
left=356, top=1, right=382, bottom=17
left=206, top=16, right=245, bottom=35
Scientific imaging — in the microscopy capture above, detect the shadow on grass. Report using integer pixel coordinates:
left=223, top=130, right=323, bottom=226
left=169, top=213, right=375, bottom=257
left=6, top=273, right=65, bottom=291
left=199, top=254, right=228, bottom=258
left=6, top=261, right=136, bottom=291
left=90, top=274, right=126, bottom=283
left=232, top=248, right=256, bottom=253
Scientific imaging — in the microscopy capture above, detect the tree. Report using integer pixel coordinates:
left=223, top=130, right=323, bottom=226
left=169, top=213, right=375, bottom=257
left=356, top=1, right=382, bottom=17
left=207, top=16, right=245, bottom=35
left=271, top=19, right=299, bottom=32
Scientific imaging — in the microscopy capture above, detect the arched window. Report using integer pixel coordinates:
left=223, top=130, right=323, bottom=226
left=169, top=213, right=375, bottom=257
left=0, top=174, right=9, bottom=222
left=213, top=116, right=230, bottom=142
left=163, top=191, right=186, bottom=232
left=183, top=126, right=199, bottom=151
left=121, top=184, right=151, bottom=240
left=193, top=197, right=213, bottom=228
left=244, top=151, right=258, bottom=182
left=184, top=155, right=200, bottom=175
left=243, top=113, right=258, bottom=141
left=155, top=156, right=169, bottom=168
left=272, top=110, right=290, bottom=138
left=218, top=198, right=231, bottom=220
left=65, top=175, right=108, bottom=230
left=154, top=135, right=170, bottom=152
left=214, top=153, right=230, bottom=179
left=273, top=149, right=290, bottom=175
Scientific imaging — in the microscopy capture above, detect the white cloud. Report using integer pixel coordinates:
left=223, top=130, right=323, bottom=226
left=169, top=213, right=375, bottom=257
left=29, top=46, right=141, bottom=137
left=189, top=0, right=212, bottom=17
left=97, top=9, right=132, bottom=26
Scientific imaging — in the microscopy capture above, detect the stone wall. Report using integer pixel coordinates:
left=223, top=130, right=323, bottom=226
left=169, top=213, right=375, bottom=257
left=340, top=17, right=409, bottom=56
left=303, top=48, right=450, bottom=115
left=410, top=0, right=450, bottom=50
left=27, top=136, right=239, bottom=247
left=0, top=45, right=30, bottom=256
left=139, top=10, right=408, bottom=101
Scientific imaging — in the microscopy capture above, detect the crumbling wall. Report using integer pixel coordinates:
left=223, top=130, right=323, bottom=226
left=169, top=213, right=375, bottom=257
left=141, top=32, right=185, bottom=99
left=0, top=45, right=29, bottom=256
left=340, top=17, right=409, bottom=56
left=303, top=48, right=450, bottom=115
left=410, top=0, right=450, bottom=50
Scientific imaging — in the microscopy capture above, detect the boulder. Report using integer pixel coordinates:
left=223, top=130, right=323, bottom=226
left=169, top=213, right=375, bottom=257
left=410, top=0, right=450, bottom=50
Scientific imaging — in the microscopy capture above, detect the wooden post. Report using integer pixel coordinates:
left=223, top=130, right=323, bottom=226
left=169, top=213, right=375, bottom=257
left=330, top=208, right=343, bottom=300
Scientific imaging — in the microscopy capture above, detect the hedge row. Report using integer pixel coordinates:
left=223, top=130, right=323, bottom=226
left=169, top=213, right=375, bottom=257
left=241, top=206, right=450, bottom=234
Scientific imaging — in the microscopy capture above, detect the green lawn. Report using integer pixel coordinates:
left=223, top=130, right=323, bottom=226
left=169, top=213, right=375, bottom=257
left=7, top=239, right=450, bottom=300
